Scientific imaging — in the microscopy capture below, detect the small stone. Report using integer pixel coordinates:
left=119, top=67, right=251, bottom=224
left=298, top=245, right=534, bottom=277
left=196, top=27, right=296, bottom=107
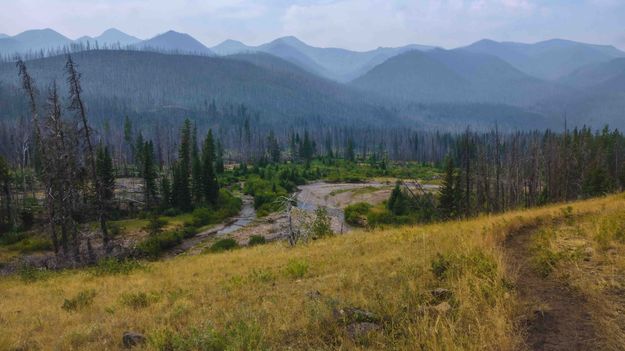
left=346, top=322, right=381, bottom=339
left=434, top=302, right=451, bottom=314
left=122, top=331, right=146, bottom=348
left=306, top=290, right=322, bottom=300
left=338, top=307, right=381, bottom=324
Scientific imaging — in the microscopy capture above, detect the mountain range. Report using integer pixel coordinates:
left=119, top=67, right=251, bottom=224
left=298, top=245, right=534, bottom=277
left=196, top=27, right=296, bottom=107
left=0, top=28, right=625, bottom=130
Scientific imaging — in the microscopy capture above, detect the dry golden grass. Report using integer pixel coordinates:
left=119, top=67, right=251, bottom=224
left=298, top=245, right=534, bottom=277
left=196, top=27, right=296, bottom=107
left=1, top=194, right=624, bottom=350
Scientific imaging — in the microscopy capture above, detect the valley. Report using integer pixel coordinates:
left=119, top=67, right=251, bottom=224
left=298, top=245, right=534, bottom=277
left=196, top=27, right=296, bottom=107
left=2, top=6, right=625, bottom=349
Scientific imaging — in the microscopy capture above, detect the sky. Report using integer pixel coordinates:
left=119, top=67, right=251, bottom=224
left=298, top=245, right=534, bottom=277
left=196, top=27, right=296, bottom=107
left=0, top=0, right=624, bottom=51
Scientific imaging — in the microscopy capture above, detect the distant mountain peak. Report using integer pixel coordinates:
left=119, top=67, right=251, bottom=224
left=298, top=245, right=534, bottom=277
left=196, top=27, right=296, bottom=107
left=137, top=30, right=213, bottom=55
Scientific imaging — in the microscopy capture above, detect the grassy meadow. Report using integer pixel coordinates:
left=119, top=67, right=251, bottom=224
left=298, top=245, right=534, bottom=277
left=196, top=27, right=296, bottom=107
left=1, top=194, right=624, bottom=350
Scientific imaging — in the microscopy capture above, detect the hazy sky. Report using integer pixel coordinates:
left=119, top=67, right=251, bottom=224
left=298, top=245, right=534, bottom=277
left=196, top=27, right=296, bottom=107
left=1, top=0, right=624, bottom=50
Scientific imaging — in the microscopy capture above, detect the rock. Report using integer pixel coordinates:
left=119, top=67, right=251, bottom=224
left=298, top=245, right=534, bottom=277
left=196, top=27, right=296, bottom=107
left=583, top=247, right=594, bottom=261
left=337, top=307, right=381, bottom=324
left=306, top=290, right=322, bottom=300
left=346, top=322, right=381, bottom=339
left=433, top=302, right=451, bottom=314
left=431, top=288, right=452, bottom=301
left=122, top=331, right=146, bottom=348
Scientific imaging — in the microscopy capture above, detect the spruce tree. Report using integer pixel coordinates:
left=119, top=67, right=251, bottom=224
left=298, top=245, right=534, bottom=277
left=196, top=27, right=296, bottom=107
left=159, top=175, right=172, bottom=211
left=191, top=124, right=202, bottom=204
left=202, top=130, right=219, bottom=205
left=438, top=156, right=457, bottom=219
left=95, top=145, right=115, bottom=203
left=142, top=141, right=157, bottom=209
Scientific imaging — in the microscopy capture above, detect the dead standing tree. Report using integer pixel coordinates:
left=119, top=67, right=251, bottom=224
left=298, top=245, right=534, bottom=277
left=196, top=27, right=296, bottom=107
left=66, top=55, right=111, bottom=252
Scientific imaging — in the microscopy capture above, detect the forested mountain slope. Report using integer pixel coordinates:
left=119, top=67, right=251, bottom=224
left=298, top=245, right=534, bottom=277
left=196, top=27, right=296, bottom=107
left=0, top=50, right=396, bottom=127
left=350, top=49, right=563, bottom=106
left=461, top=38, right=625, bottom=80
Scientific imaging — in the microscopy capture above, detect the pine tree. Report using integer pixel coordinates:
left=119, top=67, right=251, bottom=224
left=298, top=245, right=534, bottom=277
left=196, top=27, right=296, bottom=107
left=202, top=130, right=219, bottom=205
left=191, top=124, right=202, bottom=204
left=95, top=145, right=115, bottom=203
left=346, top=138, right=355, bottom=162
left=142, top=141, right=157, bottom=209
left=159, top=175, right=172, bottom=211
left=215, top=140, right=225, bottom=174
left=171, top=119, right=193, bottom=212
left=267, top=130, right=281, bottom=163
left=438, top=156, right=457, bottom=219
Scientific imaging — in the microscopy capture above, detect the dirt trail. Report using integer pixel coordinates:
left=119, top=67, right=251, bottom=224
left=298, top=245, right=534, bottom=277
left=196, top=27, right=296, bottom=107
left=505, top=224, right=597, bottom=350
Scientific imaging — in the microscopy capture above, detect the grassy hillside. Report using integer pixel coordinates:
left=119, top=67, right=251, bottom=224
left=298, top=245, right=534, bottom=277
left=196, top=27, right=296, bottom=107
left=1, top=194, right=624, bottom=350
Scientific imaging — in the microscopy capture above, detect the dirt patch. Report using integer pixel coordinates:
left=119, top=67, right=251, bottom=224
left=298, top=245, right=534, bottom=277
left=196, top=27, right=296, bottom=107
left=505, top=224, right=597, bottom=350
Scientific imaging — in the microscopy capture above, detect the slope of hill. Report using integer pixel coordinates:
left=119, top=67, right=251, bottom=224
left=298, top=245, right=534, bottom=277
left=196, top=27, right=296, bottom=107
left=76, top=28, right=141, bottom=47
left=133, top=31, right=214, bottom=55
left=211, top=36, right=436, bottom=82
left=351, top=49, right=563, bottom=106
left=1, top=188, right=622, bottom=349
left=0, top=50, right=393, bottom=127
left=0, top=28, right=72, bottom=56
left=350, top=50, right=470, bottom=102
left=462, top=38, right=625, bottom=80
left=559, top=58, right=625, bottom=88
left=211, top=39, right=254, bottom=55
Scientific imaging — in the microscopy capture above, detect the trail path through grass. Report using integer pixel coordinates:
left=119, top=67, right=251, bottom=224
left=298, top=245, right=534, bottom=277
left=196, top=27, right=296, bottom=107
left=505, top=223, right=597, bottom=350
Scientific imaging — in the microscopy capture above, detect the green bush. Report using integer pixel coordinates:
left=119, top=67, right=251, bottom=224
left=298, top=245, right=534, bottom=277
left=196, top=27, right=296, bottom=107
left=209, top=238, right=239, bottom=253
left=120, top=292, right=154, bottom=309
left=248, top=235, right=266, bottom=246
left=92, top=258, right=143, bottom=276
left=62, top=290, right=96, bottom=312
left=191, top=207, right=214, bottom=227
left=284, top=259, right=309, bottom=279
left=344, top=202, right=372, bottom=226
left=11, top=237, right=53, bottom=253
left=136, top=230, right=184, bottom=258
left=311, top=207, right=333, bottom=239
left=0, top=231, right=26, bottom=246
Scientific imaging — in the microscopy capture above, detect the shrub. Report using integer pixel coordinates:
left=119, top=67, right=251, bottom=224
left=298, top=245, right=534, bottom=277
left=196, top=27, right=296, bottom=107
left=92, top=258, right=143, bottom=276
left=136, top=230, right=184, bottom=258
left=248, top=235, right=266, bottom=246
left=62, top=290, right=96, bottom=312
left=284, top=259, right=309, bottom=279
left=120, top=292, right=154, bottom=309
left=145, top=215, right=168, bottom=236
left=311, top=206, right=333, bottom=239
left=344, top=202, right=372, bottom=227
left=431, top=253, right=451, bottom=280
left=191, top=207, right=214, bottom=227
left=209, top=238, right=239, bottom=253
left=11, top=237, right=53, bottom=253
left=0, top=231, right=25, bottom=246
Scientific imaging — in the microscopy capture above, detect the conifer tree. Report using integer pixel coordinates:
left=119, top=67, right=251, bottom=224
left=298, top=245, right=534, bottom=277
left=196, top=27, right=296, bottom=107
left=202, top=130, right=219, bottom=205
left=438, top=156, right=457, bottom=219
left=142, top=141, right=157, bottom=209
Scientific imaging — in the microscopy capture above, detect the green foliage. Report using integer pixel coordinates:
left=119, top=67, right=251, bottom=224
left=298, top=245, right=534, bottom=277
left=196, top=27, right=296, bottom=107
left=121, top=291, right=156, bottom=309
left=62, top=290, right=97, bottom=312
left=311, top=207, right=333, bottom=239
left=209, top=238, right=239, bottom=253
left=92, top=258, right=144, bottom=276
left=248, top=235, right=266, bottom=246
left=431, top=251, right=498, bottom=281
left=137, top=230, right=184, bottom=258
left=145, top=215, right=168, bottom=236
left=284, top=259, right=309, bottom=279
left=191, top=207, right=213, bottom=227
left=344, top=202, right=372, bottom=227
left=149, top=320, right=266, bottom=351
